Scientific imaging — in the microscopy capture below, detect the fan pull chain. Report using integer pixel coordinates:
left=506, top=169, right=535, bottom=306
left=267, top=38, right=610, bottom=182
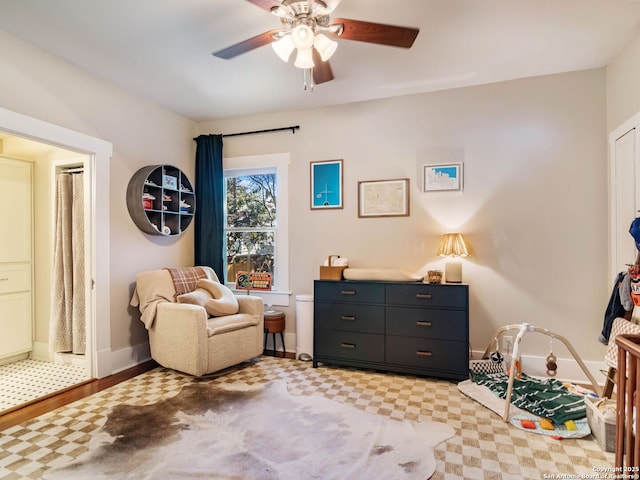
left=303, top=68, right=314, bottom=91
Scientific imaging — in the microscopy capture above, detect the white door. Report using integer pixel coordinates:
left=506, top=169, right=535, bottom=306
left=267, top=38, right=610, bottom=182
left=612, top=128, right=638, bottom=277
left=0, top=157, right=32, bottom=263
left=0, top=157, right=33, bottom=359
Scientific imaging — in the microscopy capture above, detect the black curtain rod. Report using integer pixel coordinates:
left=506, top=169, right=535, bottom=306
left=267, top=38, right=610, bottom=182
left=194, top=125, right=300, bottom=140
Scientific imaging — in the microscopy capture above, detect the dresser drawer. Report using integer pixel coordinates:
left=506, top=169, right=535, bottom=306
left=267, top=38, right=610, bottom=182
left=385, top=284, right=467, bottom=308
left=0, top=264, right=31, bottom=294
left=315, top=302, right=384, bottom=334
left=315, top=330, right=384, bottom=363
left=386, top=306, right=467, bottom=340
left=315, top=281, right=385, bottom=304
left=385, top=336, right=468, bottom=373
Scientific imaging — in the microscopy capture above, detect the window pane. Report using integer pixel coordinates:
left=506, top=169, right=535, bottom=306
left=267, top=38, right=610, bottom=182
left=226, top=231, right=275, bottom=285
left=226, top=174, right=276, bottom=228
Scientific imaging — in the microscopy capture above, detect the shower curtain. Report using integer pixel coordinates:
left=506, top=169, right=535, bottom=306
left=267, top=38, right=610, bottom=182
left=50, top=171, right=86, bottom=354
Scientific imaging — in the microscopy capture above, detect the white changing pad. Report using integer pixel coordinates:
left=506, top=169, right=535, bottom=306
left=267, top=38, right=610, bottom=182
left=343, top=268, right=423, bottom=282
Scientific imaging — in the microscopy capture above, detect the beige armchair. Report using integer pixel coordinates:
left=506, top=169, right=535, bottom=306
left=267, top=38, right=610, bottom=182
left=131, top=266, right=264, bottom=376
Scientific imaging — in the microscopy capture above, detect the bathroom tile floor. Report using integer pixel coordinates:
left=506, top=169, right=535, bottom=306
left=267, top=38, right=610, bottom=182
left=0, top=359, right=88, bottom=414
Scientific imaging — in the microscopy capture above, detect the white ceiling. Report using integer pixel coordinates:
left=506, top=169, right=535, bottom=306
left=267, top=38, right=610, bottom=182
left=1, top=0, right=640, bottom=122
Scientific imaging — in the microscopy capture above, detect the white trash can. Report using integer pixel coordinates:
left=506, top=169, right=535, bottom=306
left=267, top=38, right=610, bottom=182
left=295, top=294, right=314, bottom=361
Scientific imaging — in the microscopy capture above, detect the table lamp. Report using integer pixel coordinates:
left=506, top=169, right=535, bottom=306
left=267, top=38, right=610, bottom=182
left=436, top=233, right=470, bottom=283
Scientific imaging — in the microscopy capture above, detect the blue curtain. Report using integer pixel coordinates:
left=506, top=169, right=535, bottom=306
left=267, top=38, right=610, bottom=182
left=194, top=134, right=224, bottom=280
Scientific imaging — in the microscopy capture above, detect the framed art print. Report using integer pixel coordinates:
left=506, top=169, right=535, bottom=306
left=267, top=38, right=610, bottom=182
left=358, top=178, right=410, bottom=218
left=310, top=159, right=343, bottom=209
left=162, top=174, right=178, bottom=190
left=423, top=163, right=463, bottom=192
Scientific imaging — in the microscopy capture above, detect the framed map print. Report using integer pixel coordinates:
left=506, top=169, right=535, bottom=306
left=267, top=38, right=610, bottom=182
left=310, top=159, right=343, bottom=209
left=358, top=178, right=410, bottom=218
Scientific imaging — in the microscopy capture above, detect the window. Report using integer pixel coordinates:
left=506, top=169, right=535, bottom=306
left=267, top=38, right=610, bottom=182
left=223, top=153, right=290, bottom=306
left=225, top=170, right=275, bottom=283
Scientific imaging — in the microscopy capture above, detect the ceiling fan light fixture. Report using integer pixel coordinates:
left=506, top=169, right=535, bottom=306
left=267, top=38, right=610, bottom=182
left=313, top=33, right=337, bottom=61
left=294, top=47, right=315, bottom=69
left=270, top=6, right=292, bottom=18
left=272, top=34, right=295, bottom=62
left=291, top=24, right=315, bottom=49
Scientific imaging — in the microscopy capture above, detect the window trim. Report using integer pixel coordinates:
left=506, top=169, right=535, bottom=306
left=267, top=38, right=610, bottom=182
left=223, top=152, right=291, bottom=307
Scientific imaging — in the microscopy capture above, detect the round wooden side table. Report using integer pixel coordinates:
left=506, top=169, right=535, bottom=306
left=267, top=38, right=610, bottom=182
left=264, top=310, right=286, bottom=356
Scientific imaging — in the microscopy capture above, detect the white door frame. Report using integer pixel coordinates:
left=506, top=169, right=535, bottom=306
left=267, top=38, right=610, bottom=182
left=0, top=106, right=113, bottom=378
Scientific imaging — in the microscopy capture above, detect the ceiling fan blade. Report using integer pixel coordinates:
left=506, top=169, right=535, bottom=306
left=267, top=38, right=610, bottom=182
left=312, top=50, right=334, bottom=84
left=212, top=30, right=280, bottom=59
left=330, top=18, right=419, bottom=48
left=245, top=0, right=282, bottom=12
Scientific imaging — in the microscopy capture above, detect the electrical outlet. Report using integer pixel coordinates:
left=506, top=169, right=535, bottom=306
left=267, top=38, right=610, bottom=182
left=502, top=335, right=514, bottom=353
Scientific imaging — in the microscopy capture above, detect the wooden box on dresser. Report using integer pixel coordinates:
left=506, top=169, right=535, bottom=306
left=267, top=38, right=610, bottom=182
left=313, top=280, right=469, bottom=380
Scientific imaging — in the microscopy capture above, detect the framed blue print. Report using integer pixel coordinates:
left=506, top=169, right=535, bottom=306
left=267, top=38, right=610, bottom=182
left=310, top=159, right=343, bottom=209
left=423, top=163, right=463, bottom=192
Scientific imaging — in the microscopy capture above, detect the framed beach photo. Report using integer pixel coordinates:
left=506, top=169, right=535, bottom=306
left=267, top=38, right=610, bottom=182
left=310, top=159, right=343, bottom=209
left=423, top=163, right=463, bottom=192
left=358, top=178, right=410, bottom=218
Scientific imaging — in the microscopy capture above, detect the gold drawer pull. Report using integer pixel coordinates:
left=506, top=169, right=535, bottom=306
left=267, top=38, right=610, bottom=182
left=340, top=290, right=356, bottom=295
left=341, top=316, right=356, bottom=321
left=416, top=321, right=432, bottom=327
left=341, top=343, right=356, bottom=349
left=416, top=294, right=432, bottom=299
left=416, top=351, right=433, bottom=357
left=0, top=277, right=8, bottom=281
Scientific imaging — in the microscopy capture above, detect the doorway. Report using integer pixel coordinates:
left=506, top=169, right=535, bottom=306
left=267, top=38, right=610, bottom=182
left=609, top=113, right=640, bottom=280
left=0, top=137, right=93, bottom=411
left=0, top=106, right=113, bottom=383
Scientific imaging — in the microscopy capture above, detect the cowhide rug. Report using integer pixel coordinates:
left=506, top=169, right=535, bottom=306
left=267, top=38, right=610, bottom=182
left=45, top=380, right=454, bottom=479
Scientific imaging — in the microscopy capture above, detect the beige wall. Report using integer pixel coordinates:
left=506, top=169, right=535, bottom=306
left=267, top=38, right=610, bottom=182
left=0, top=26, right=615, bottom=370
left=0, top=31, right=198, bottom=357
left=202, top=68, right=609, bottom=363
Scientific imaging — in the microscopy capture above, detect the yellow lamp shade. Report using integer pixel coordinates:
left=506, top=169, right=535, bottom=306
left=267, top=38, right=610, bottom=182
left=436, top=233, right=470, bottom=258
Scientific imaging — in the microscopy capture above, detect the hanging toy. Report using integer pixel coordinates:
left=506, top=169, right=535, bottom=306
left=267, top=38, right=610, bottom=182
left=490, top=337, right=504, bottom=365
left=507, top=359, right=522, bottom=379
left=490, top=349, right=504, bottom=364
left=546, top=338, right=557, bottom=376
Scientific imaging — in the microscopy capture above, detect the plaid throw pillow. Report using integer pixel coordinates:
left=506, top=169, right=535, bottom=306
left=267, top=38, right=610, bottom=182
left=166, top=266, right=208, bottom=297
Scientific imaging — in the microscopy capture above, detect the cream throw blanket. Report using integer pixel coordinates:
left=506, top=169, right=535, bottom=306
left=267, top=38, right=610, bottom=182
left=130, top=267, right=216, bottom=329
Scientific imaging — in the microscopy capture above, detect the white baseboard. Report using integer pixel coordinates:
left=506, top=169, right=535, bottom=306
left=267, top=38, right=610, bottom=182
left=109, top=342, right=151, bottom=375
left=471, top=349, right=608, bottom=387
left=31, top=341, right=52, bottom=362
left=31, top=341, right=150, bottom=378
left=33, top=341, right=88, bottom=368
left=0, top=352, right=29, bottom=366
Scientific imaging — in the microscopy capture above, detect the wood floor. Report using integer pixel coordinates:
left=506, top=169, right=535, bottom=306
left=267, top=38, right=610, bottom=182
left=0, top=360, right=159, bottom=432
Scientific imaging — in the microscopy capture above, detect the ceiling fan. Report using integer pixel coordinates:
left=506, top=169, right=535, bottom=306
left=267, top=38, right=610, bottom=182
left=212, top=0, right=419, bottom=87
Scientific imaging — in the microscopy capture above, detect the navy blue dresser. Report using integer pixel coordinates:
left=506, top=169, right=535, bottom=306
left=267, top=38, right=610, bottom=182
left=313, top=280, right=469, bottom=380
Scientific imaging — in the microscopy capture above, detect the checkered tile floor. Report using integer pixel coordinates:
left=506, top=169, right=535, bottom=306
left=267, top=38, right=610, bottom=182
left=0, top=359, right=88, bottom=414
left=0, top=356, right=614, bottom=479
